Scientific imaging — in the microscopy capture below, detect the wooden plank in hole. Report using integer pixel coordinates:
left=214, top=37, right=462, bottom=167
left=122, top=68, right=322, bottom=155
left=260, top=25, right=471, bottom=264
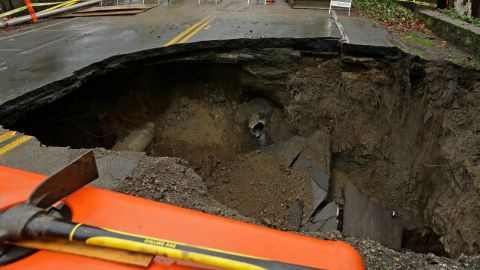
left=13, top=239, right=154, bottom=267
left=342, top=183, right=403, bottom=250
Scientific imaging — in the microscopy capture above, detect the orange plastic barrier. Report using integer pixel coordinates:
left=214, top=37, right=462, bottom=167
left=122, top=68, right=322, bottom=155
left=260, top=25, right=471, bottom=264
left=0, top=165, right=364, bottom=270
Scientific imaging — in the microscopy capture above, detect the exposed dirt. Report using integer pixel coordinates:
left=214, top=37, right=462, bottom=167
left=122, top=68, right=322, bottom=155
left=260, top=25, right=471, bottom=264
left=114, top=155, right=255, bottom=224
left=144, top=95, right=309, bottom=229
left=113, top=153, right=480, bottom=269
left=146, top=96, right=250, bottom=173
left=206, top=152, right=314, bottom=229
left=6, top=47, right=480, bottom=259
left=145, top=95, right=291, bottom=176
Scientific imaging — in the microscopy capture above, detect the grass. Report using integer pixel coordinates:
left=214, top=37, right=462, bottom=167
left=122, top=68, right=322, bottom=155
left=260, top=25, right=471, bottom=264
left=405, top=31, right=435, bottom=46
left=440, top=8, right=480, bottom=27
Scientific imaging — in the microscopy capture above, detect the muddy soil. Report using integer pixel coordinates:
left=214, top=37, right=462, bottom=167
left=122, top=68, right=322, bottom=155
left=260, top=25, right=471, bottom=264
left=6, top=46, right=480, bottom=258
left=206, top=152, right=314, bottom=229
left=114, top=154, right=255, bottom=224
left=112, top=152, right=480, bottom=269
left=146, top=96, right=250, bottom=173
left=144, top=95, right=310, bottom=228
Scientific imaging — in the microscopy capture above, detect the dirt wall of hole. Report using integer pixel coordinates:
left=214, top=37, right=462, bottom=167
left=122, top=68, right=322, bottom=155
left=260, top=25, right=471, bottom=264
left=248, top=51, right=480, bottom=257
left=5, top=47, right=480, bottom=257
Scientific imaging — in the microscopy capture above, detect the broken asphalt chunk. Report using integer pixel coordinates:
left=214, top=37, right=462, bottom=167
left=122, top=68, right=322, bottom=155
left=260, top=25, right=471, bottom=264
left=312, top=201, right=339, bottom=223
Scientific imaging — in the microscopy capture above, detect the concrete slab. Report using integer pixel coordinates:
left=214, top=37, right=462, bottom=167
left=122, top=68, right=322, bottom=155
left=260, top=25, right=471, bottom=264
left=0, top=127, right=78, bottom=175
left=94, top=150, right=143, bottom=189
left=312, top=200, right=338, bottom=223
left=304, top=201, right=339, bottom=232
left=305, top=215, right=338, bottom=232
left=337, top=16, right=394, bottom=46
left=0, top=126, right=141, bottom=189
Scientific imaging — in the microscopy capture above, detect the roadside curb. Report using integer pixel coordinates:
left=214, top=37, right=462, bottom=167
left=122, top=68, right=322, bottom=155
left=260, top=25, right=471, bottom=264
left=417, top=9, right=480, bottom=55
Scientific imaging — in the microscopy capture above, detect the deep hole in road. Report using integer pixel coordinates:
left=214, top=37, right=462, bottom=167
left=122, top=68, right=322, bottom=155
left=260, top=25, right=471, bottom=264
left=4, top=46, right=480, bottom=258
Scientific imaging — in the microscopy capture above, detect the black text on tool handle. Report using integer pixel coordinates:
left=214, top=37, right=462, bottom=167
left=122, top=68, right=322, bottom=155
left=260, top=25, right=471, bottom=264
left=25, top=216, right=318, bottom=270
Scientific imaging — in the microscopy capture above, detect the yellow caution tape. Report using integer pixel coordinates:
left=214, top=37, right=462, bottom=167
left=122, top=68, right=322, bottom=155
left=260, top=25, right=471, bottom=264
left=0, top=6, right=27, bottom=18
left=0, top=1, right=66, bottom=18
left=62, top=1, right=78, bottom=7
left=42, top=0, right=79, bottom=12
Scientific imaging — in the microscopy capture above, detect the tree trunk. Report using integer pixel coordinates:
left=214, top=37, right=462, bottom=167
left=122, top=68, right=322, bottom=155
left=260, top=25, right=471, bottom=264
left=472, top=0, right=479, bottom=18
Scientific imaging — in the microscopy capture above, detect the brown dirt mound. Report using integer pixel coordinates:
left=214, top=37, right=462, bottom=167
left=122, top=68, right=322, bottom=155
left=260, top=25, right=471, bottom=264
left=206, top=152, right=313, bottom=229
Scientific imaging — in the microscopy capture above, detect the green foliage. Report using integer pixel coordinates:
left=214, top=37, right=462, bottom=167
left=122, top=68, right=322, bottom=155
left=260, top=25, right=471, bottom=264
left=440, top=8, right=480, bottom=27
left=354, top=0, right=416, bottom=23
left=405, top=31, right=435, bottom=46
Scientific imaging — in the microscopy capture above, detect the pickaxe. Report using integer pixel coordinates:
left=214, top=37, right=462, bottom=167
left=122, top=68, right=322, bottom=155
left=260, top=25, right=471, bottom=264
left=0, top=150, right=317, bottom=270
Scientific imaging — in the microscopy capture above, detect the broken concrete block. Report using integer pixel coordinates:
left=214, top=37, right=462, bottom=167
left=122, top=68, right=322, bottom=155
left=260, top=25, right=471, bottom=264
left=343, top=183, right=403, bottom=250
left=304, top=201, right=339, bottom=232
left=321, top=216, right=338, bottom=232
left=304, top=220, right=324, bottom=231
left=304, top=215, right=338, bottom=232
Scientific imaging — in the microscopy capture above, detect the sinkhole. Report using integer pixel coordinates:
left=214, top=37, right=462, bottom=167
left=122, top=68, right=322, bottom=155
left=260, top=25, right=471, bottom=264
left=3, top=44, right=480, bottom=258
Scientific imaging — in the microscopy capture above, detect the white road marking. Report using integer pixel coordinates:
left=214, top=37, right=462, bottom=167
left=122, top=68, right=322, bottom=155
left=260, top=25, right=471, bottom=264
left=19, top=36, right=69, bottom=55
left=0, top=18, right=77, bottom=41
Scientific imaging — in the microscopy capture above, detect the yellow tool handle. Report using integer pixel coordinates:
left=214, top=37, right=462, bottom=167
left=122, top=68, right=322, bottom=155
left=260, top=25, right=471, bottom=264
left=86, top=236, right=266, bottom=270
left=51, top=221, right=316, bottom=270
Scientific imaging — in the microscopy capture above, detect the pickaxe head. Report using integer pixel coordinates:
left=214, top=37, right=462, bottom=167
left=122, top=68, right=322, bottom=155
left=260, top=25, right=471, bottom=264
left=0, top=150, right=98, bottom=243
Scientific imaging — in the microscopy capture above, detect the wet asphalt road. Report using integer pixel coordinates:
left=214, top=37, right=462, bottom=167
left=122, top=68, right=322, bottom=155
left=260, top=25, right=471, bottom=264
left=0, top=0, right=392, bottom=178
